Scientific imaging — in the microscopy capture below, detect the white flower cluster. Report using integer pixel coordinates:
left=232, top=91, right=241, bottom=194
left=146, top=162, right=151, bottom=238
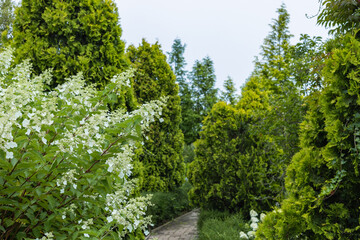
left=110, top=68, right=134, bottom=87
left=0, top=52, right=58, bottom=162
left=0, top=49, right=164, bottom=238
left=0, top=48, right=13, bottom=76
left=239, top=210, right=266, bottom=239
left=56, top=169, right=78, bottom=192
left=104, top=181, right=152, bottom=237
left=61, top=203, right=78, bottom=220
left=36, top=232, right=54, bottom=240
left=123, top=97, right=167, bottom=135
left=106, top=145, right=133, bottom=176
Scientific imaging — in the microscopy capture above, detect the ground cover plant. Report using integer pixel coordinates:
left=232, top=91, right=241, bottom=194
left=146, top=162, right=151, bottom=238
left=197, top=209, right=250, bottom=240
left=0, top=48, right=166, bottom=239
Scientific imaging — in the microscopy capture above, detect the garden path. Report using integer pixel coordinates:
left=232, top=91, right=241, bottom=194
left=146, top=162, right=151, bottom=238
left=146, top=209, right=200, bottom=240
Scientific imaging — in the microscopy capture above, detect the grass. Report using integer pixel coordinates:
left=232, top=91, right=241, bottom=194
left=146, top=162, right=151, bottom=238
left=197, top=209, right=250, bottom=240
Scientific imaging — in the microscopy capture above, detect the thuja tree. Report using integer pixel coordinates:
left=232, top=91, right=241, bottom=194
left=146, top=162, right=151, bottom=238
left=11, top=0, right=127, bottom=88
left=0, top=48, right=166, bottom=239
left=256, top=34, right=360, bottom=240
left=126, top=39, right=185, bottom=191
left=188, top=95, right=283, bottom=213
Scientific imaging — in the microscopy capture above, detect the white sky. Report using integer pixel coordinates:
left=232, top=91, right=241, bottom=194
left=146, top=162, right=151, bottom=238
left=115, top=0, right=329, bottom=92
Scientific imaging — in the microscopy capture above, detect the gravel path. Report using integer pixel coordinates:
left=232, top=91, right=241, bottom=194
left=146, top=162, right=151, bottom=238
left=146, top=209, right=200, bottom=240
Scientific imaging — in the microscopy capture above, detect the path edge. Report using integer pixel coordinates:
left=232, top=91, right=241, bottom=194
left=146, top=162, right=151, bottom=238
left=145, top=208, right=200, bottom=240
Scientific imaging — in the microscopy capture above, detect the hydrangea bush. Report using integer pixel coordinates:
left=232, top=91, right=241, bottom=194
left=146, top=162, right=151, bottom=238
left=0, top=48, right=166, bottom=239
left=239, top=210, right=266, bottom=240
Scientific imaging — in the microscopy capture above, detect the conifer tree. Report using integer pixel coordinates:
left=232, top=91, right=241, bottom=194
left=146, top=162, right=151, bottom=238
left=256, top=33, right=360, bottom=240
left=127, top=39, right=185, bottom=191
left=188, top=56, right=218, bottom=142
left=220, top=76, right=237, bottom=105
left=168, top=38, right=196, bottom=145
left=168, top=38, right=187, bottom=93
left=11, top=0, right=127, bottom=88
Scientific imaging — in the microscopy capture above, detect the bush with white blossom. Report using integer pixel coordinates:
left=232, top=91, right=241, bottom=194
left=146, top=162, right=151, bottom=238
left=0, top=48, right=165, bottom=239
left=239, top=210, right=266, bottom=239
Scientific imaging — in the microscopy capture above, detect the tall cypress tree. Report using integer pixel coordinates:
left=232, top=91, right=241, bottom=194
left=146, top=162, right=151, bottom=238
left=168, top=38, right=196, bottom=145
left=127, top=39, right=185, bottom=191
left=11, top=0, right=127, bottom=88
left=188, top=56, right=218, bottom=142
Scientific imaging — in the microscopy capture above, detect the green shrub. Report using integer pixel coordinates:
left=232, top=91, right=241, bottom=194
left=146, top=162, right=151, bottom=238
left=144, top=181, right=192, bottom=227
left=0, top=49, right=165, bottom=239
left=256, top=33, right=360, bottom=239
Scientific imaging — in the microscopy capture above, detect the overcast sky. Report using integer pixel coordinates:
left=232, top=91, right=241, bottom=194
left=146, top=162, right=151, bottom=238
left=115, top=0, right=329, bottom=92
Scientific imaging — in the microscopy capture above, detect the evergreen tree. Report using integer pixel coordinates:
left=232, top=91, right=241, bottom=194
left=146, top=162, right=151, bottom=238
left=256, top=33, right=360, bottom=240
left=168, top=38, right=187, bottom=93
left=220, top=76, right=237, bottom=105
left=127, top=39, right=185, bottom=191
left=168, top=38, right=196, bottom=145
left=256, top=3, right=303, bottom=166
left=0, top=0, right=15, bottom=44
left=188, top=56, right=218, bottom=142
left=11, top=0, right=127, bottom=88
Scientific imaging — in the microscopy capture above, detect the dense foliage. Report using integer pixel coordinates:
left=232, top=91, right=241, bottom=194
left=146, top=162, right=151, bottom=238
left=11, top=0, right=127, bottom=88
left=0, top=49, right=167, bottom=239
left=188, top=101, right=282, bottom=213
left=127, top=40, right=185, bottom=192
left=318, top=0, right=360, bottom=35
left=256, top=33, right=360, bottom=240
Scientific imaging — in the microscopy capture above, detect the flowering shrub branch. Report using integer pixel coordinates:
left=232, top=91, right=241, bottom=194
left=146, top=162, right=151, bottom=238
left=0, top=48, right=165, bottom=239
